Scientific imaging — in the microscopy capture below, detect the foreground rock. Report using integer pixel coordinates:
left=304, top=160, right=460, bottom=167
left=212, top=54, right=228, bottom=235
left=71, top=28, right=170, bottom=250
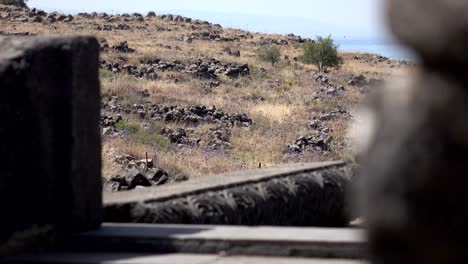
left=0, top=36, right=102, bottom=255
left=361, top=0, right=468, bottom=263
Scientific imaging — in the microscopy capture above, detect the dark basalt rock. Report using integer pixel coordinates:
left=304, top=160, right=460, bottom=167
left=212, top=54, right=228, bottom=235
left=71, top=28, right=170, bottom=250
left=125, top=167, right=152, bottom=189
left=0, top=36, right=102, bottom=249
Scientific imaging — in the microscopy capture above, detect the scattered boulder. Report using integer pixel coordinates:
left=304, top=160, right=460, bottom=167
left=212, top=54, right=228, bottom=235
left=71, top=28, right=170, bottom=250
left=223, top=47, right=241, bottom=57
left=104, top=154, right=176, bottom=192
left=287, top=133, right=333, bottom=154
left=317, top=109, right=352, bottom=121
left=111, top=41, right=135, bottom=53
left=160, top=127, right=201, bottom=147
left=208, top=126, right=232, bottom=149
left=146, top=11, right=156, bottom=18
left=125, top=167, right=152, bottom=189
left=347, top=75, right=367, bottom=87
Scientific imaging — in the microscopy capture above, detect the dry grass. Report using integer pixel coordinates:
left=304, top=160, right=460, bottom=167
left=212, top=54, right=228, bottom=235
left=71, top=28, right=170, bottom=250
left=0, top=15, right=411, bottom=179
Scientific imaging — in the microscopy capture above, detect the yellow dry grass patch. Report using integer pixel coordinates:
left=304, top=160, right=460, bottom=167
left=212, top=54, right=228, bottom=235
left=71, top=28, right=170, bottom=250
left=250, top=103, right=295, bottom=123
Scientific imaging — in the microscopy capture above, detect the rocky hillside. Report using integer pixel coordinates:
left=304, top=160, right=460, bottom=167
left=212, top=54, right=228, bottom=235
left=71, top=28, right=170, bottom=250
left=0, top=5, right=411, bottom=191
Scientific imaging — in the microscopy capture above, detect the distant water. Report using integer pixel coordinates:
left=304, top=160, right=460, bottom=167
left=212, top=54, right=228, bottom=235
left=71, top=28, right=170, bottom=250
left=335, top=39, right=415, bottom=61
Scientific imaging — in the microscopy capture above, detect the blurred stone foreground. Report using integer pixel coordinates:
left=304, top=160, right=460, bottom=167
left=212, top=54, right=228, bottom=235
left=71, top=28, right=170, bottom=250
left=360, top=0, right=468, bottom=263
left=1, top=0, right=468, bottom=263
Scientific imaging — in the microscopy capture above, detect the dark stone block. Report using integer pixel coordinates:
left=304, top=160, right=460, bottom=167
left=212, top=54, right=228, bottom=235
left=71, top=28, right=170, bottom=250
left=0, top=36, right=102, bottom=248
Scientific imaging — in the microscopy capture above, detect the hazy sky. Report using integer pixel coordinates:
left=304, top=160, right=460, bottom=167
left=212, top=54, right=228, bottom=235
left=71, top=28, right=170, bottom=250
left=28, top=0, right=388, bottom=39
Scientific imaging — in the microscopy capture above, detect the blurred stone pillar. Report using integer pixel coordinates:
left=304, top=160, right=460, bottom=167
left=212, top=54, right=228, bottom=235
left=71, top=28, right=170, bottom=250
left=0, top=36, right=102, bottom=256
left=361, top=0, right=468, bottom=263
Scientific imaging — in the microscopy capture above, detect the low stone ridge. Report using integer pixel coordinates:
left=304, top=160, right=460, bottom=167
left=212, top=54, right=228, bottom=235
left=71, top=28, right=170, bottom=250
left=0, top=4, right=314, bottom=47
left=100, top=57, right=250, bottom=80
left=101, top=96, right=254, bottom=128
left=311, top=73, right=347, bottom=98
left=287, top=134, right=333, bottom=154
left=110, top=41, right=135, bottom=53
left=0, top=36, right=102, bottom=255
left=285, top=109, right=352, bottom=157
left=104, top=162, right=356, bottom=227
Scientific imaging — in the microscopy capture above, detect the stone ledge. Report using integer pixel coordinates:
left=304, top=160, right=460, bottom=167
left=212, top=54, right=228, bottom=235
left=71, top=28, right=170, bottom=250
left=3, top=253, right=367, bottom=264
left=104, top=161, right=346, bottom=205
left=104, top=162, right=356, bottom=226
left=54, top=223, right=366, bottom=259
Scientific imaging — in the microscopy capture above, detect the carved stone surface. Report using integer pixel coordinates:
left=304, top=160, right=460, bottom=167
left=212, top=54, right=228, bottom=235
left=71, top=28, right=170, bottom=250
left=361, top=0, right=468, bottom=263
left=105, top=163, right=356, bottom=227
left=0, top=36, right=102, bottom=254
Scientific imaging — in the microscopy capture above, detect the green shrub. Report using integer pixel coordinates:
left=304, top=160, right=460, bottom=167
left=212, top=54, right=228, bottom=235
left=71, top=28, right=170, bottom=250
left=257, top=46, right=281, bottom=66
left=0, top=0, right=28, bottom=7
left=133, top=131, right=171, bottom=150
left=115, top=121, right=140, bottom=135
left=299, top=35, right=343, bottom=72
left=99, top=69, right=114, bottom=81
left=249, top=64, right=269, bottom=79
left=115, top=121, right=171, bottom=150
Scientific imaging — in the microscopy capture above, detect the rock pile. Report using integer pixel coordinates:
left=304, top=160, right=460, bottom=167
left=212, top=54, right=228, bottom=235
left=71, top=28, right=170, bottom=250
left=95, top=24, right=131, bottom=31
left=100, top=57, right=249, bottom=80
left=317, top=109, right=353, bottom=121
left=311, top=73, right=346, bottom=97
left=0, top=5, right=75, bottom=23
left=101, top=97, right=254, bottom=128
left=348, top=75, right=385, bottom=92
left=207, top=126, right=232, bottom=149
left=222, top=47, right=241, bottom=57
left=100, top=114, right=123, bottom=136
left=347, top=75, right=367, bottom=87
left=308, top=119, right=330, bottom=133
left=186, top=58, right=249, bottom=79
left=103, top=154, right=173, bottom=192
left=111, top=41, right=135, bottom=53
left=160, top=128, right=201, bottom=147
left=100, top=60, right=158, bottom=80
left=314, top=85, right=346, bottom=97
left=161, top=14, right=193, bottom=23
left=287, top=133, right=333, bottom=154
left=255, top=34, right=311, bottom=46
left=179, top=31, right=240, bottom=43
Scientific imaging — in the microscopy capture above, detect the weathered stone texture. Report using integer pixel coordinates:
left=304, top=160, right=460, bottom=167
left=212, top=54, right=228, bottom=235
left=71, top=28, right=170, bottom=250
left=0, top=36, right=102, bottom=249
left=105, top=164, right=355, bottom=227
left=362, top=0, right=468, bottom=263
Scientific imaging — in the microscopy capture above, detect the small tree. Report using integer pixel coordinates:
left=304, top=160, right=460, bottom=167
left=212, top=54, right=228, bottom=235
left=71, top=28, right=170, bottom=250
left=0, top=0, right=28, bottom=8
left=258, top=46, right=281, bottom=66
left=300, top=35, right=343, bottom=72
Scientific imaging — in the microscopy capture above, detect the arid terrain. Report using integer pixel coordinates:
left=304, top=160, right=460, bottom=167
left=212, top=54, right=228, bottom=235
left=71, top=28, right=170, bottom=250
left=0, top=5, right=411, bottom=191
